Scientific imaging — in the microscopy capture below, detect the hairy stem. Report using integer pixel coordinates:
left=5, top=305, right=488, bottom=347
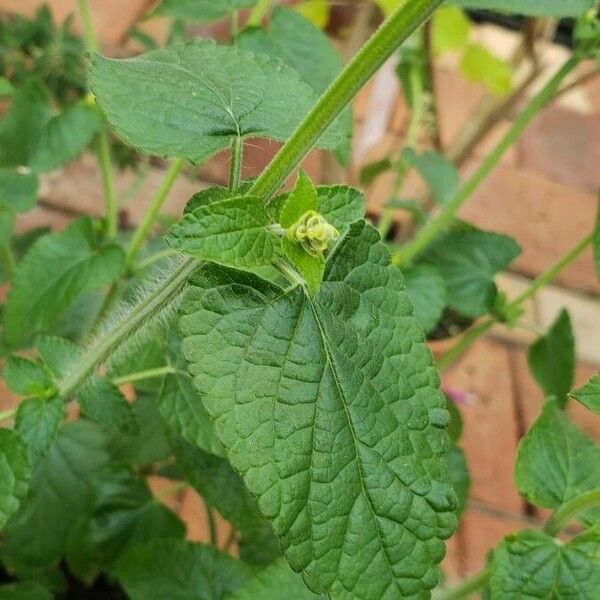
left=394, top=54, right=580, bottom=266
left=125, top=158, right=185, bottom=268
left=229, top=137, right=243, bottom=192
left=438, top=567, right=491, bottom=600
left=58, top=258, right=198, bottom=400
left=544, top=488, right=600, bottom=537
left=250, top=0, right=444, bottom=201
left=112, top=365, right=176, bottom=386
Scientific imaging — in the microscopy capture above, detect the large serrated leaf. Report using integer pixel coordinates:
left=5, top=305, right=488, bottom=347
left=3, top=218, right=124, bottom=347
left=15, top=397, right=64, bottom=464
left=179, top=221, right=456, bottom=600
left=451, top=0, right=595, bottom=17
left=490, top=528, right=600, bottom=599
left=0, top=429, right=31, bottom=530
left=515, top=399, right=600, bottom=526
left=90, top=39, right=347, bottom=164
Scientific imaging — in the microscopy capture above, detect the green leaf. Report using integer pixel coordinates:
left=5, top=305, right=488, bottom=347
left=170, top=435, right=279, bottom=565
left=180, top=221, right=456, bottom=599
left=4, top=356, right=53, bottom=397
left=446, top=445, right=470, bottom=518
left=15, top=397, right=64, bottom=464
left=90, top=39, right=347, bottom=164
left=113, top=539, right=252, bottom=600
left=0, top=429, right=31, bottom=530
left=237, top=6, right=351, bottom=163
left=0, top=169, right=38, bottom=213
left=294, top=0, right=330, bottom=28
left=571, top=373, right=600, bottom=415
left=403, top=265, right=447, bottom=334
left=167, top=195, right=279, bottom=268
left=527, top=309, right=575, bottom=404
left=280, top=172, right=318, bottom=228
left=281, top=239, right=325, bottom=294
left=66, top=465, right=185, bottom=580
left=3, top=218, right=124, bottom=347
left=446, top=397, right=463, bottom=444
left=0, top=79, right=51, bottom=168
left=490, top=528, right=600, bottom=599
left=460, top=44, right=512, bottom=96
left=28, top=104, right=101, bottom=173
left=228, top=558, right=323, bottom=599
left=420, top=228, right=521, bottom=318
left=151, top=0, right=256, bottom=22
left=401, top=149, right=460, bottom=205
left=0, top=77, right=15, bottom=97
left=78, top=378, right=139, bottom=435
left=359, top=158, right=392, bottom=186
left=0, top=582, right=52, bottom=600
left=36, top=336, right=80, bottom=381
left=515, top=399, right=600, bottom=526
left=1, top=422, right=112, bottom=569
left=452, top=0, right=595, bottom=17
left=432, top=6, right=471, bottom=56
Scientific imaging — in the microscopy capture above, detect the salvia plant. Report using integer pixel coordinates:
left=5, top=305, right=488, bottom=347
left=0, top=0, right=599, bottom=598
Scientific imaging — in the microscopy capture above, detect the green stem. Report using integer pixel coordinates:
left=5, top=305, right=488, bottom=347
left=111, top=365, right=176, bottom=386
left=2, top=245, right=15, bottom=278
left=97, top=131, right=118, bottom=238
left=205, top=503, right=218, bottom=546
left=394, top=54, right=580, bottom=266
left=437, top=232, right=593, bottom=370
left=250, top=0, right=444, bottom=201
left=77, top=0, right=99, bottom=52
left=247, top=0, right=271, bottom=26
left=229, top=137, right=243, bottom=192
left=125, top=158, right=185, bottom=268
left=437, top=567, right=491, bottom=600
left=544, top=488, right=600, bottom=537
left=57, top=257, right=197, bottom=400
left=0, top=407, right=17, bottom=422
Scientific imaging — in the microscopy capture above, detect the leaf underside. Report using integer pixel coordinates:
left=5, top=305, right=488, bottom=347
left=180, top=221, right=456, bottom=599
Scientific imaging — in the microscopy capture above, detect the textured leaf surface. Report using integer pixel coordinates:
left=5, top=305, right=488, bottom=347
left=4, top=356, right=53, bottom=397
left=515, top=400, right=600, bottom=526
left=403, top=265, right=447, bottom=334
left=490, top=529, right=600, bottom=599
left=152, top=0, right=256, bottom=22
left=401, top=149, right=459, bottom=205
left=527, top=309, right=574, bottom=404
left=420, top=228, right=521, bottom=318
left=1, top=422, right=112, bottom=569
left=228, top=559, right=323, bottom=599
left=0, top=429, right=31, bottom=530
left=167, top=196, right=278, bottom=268
left=237, top=6, right=351, bottom=162
left=571, top=373, right=600, bottom=415
left=36, top=336, right=80, bottom=381
left=180, top=221, right=456, bottom=599
left=90, top=40, right=347, bottom=164
left=3, top=218, right=124, bottom=347
left=28, top=104, right=101, bottom=173
left=452, top=0, right=595, bottom=17
left=113, top=539, right=252, bottom=600
left=0, top=168, right=38, bottom=213
left=171, top=436, right=279, bottom=565
left=15, top=397, right=64, bottom=464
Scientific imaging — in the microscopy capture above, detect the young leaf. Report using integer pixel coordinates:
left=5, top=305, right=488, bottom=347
left=432, top=6, right=471, bottom=56
left=571, top=373, right=600, bottom=415
left=66, top=465, right=185, bottom=580
left=228, top=558, right=323, bottom=600
left=401, top=149, right=460, bottom=205
left=460, top=44, right=512, bottom=96
left=515, top=399, right=600, bottom=526
left=36, top=336, right=81, bottom=381
left=237, top=6, right=351, bottom=163
left=490, top=529, right=600, bottom=599
left=0, top=168, right=38, bottom=213
left=452, top=0, right=595, bottom=17
left=527, top=309, right=575, bottom=404
left=420, top=228, right=521, bottom=318
left=1, top=422, right=112, bottom=569
left=77, top=378, right=139, bottom=435
left=113, top=539, right=252, bottom=600
left=0, top=581, right=52, bottom=600
left=4, top=356, right=53, bottom=397
left=179, top=221, right=456, bottom=599
left=170, top=435, right=279, bottom=565
left=0, top=79, right=51, bottom=168
left=0, top=429, right=31, bottom=530
left=167, top=195, right=279, bottom=268
left=90, top=40, right=348, bottom=164
left=3, top=218, right=124, bottom=347
left=28, top=104, right=101, bottom=173
left=151, top=0, right=256, bottom=22
left=15, top=397, right=64, bottom=464
left=280, top=172, right=318, bottom=228
left=403, top=264, right=447, bottom=334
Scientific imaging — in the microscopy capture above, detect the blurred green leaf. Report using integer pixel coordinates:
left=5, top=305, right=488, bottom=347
left=0, top=429, right=31, bottom=530
left=403, top=264, right=447, bottom=333
left=402, top=149, right=460, bottom=205
left=452, top=0, right=595, bottom=17
left=0, top=169, right=38, bottom=213
left=571, top=372, right=600, bottom=415
left=151, top=0, right=256, bottom=23
left=432, top=6, right=471, bottom=55
left=460, top=44, right=512, bottom=95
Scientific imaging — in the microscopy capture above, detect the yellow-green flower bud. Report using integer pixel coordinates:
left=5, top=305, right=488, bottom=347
left=288, top=210, right=339, bottom=256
